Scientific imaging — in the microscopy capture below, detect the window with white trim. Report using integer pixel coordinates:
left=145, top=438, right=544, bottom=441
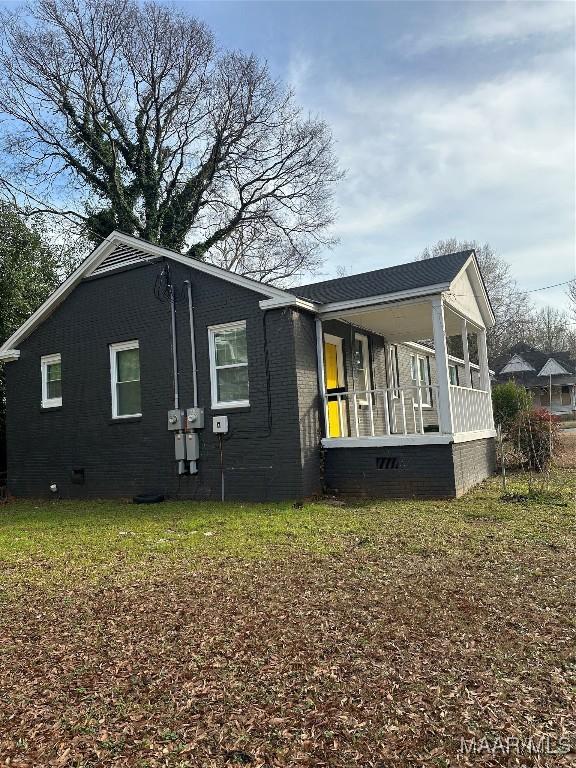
left=353, top=333, right=370, bottom=404
left=110, top=341, right=141, bottom=418
left=208, top=321, right=249, bottom=408
left=41, top=353, right=62, bottom=408
left=410, top=353, right=431, bottom=406
left=449, top=364, right=459, bottom=386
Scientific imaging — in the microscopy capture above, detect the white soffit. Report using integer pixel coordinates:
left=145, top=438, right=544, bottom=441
left=500, top=355, right=535, bottom=374
left=538, top=358, right=570, bottom=376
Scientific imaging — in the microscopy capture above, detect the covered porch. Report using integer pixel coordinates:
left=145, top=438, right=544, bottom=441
left=316, top=293, right=495, bottom=446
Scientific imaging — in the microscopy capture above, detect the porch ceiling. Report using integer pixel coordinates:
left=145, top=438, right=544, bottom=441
left=330, top=299, right=470, bottom=343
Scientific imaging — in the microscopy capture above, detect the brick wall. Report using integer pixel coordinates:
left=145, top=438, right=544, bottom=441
left=5, top=260, right=308, bottom=501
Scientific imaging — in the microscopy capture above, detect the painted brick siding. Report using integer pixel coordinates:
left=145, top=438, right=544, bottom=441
left=452, top=438, right=496, bottom=496
left=292, top=310, right=323, bottom=497
left=5, top=259, right=307, bottom=501
left=323, top=444, right=458, bottom=498
left=323, top=438, right=496, bottom=499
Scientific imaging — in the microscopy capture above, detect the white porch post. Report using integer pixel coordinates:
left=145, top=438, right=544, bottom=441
left=477, top=327, right=490, bottom=392
left=461, top=319, right=472, bottom=387
left=477, top=326, right=494, bottom=428
left=315, top=318, right=328, bottom=437
left=432, top=296, right=454, bottom=435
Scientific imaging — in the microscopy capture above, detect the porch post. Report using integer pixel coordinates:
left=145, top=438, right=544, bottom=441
left=315, top=318, right=328, bottom=437
left=477, top=327, right=490, bottom=392
left=461, top=319, right=472, bottom=387
left=431, top=296, right=454, bottom=434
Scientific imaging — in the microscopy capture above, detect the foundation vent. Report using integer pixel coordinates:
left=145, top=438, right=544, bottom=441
left=376, top=457, right=399, bottom=470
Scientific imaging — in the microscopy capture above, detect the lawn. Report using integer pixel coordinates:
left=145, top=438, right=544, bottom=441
left=0, top=470, right=575, bottom=767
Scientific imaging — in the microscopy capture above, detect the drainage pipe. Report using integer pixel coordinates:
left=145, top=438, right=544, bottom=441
left=170, top=287, right=179, bottom=410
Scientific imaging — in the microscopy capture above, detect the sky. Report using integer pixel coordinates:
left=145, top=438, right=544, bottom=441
left=179, top=0, right=575, bottom=312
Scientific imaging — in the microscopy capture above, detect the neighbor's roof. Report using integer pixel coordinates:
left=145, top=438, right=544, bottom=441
left=493, top=343, right=576, bottom=386
left=288, top=250, right=474, bottom=304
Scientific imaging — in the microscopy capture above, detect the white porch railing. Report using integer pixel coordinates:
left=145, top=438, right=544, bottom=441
left=323, top=385, right=442, bottom=437
left=450, top=385, right=493, bottom=433
left=323, top=384, right=494, bottom=438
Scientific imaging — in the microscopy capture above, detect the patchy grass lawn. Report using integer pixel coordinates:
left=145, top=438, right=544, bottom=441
left=0, top=471, right=575, bottom=767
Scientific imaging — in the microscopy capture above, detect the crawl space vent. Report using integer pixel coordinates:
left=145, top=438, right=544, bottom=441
left=376, top=457, right=399, bottom=470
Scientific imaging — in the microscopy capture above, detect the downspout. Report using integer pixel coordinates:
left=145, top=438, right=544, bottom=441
left=170, top=286, right=179, bottom=410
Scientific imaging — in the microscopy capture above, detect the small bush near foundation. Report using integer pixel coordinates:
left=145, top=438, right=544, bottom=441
left=511, top=408, right=560, bottom=472
left=492, top=381, right=532, bottom=433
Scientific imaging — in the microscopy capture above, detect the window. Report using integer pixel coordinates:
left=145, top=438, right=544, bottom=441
left=449, top=364, right=459, bottom=386
left=208, top=321, right=249, bottom=408
left=41, top=353, right=62, bottom=408
left=353, top=333, right=370, bottom=403
left=410, top=353, right=431, bottom=406
left=387, top=344, right=400, bottom=398
left=110, top=341, right=141, bottom=418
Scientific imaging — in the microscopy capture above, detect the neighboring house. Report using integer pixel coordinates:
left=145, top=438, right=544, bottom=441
left=0, top=232, right=496, bottom=501
left=494, top=343, right=576, bottom=416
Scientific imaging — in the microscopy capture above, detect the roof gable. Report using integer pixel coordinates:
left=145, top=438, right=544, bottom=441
left=500, top=354, right=535, bottom=374
left=0, top=231, right=297, bottom=358
left=538, top=357, right=570, bottom=376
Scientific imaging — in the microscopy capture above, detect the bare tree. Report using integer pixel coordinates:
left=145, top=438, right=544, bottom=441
left=0, top=0, right=341, bottom=283
left=418, top=238, right=534, bottom=358
left=529, top=306, right=574, bottom=353
left=568, top=280, right=576, bottom=321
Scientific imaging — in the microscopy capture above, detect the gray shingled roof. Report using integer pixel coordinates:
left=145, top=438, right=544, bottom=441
left=288, top=250, right=474, bottom=305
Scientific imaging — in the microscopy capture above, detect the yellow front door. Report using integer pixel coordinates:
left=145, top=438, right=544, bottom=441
left=324, top=341, right=342, bottom=437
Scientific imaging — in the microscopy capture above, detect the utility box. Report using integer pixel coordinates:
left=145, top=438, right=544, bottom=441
left=174, top=432, right=186, bottom=461
left=167, top=409, right=186, bottom=431
left=213, top=415, right=228, bottom=434
left=185, top=432, right=200, bottom=461
left=186, top=407, right=204, bottom=429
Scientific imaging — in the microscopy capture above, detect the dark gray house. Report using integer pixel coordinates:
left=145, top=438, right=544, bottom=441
left=0, top=232, right=496, bottom=501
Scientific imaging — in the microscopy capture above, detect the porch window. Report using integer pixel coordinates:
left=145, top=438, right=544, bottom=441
left=449, top=364, right=459, bottom=386
left=410, top=353, right=431, bottom=406
left=41, top=353, right=62, bottom=408
left=110, top=340, right=141, bottom=418
left=353, top=333, right=370, bottom=404
left=209, top=321, right=249, bottom=408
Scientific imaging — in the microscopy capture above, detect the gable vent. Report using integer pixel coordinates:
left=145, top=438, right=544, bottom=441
left=91, top=244, right=154, bottom=276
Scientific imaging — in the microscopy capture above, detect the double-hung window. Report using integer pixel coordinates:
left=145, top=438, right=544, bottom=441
left=353, top=333, right=370, bottom=404
left=110, top=340, right=141, bottom=418
left=208, top=321, right=249, bottom=408
left=41, top=354, right=62, bottom=408
left=410, top=353, right=431, bottom=406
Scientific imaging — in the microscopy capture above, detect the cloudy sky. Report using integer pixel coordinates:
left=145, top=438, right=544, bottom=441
left=185, top=0, right=574, bottom=311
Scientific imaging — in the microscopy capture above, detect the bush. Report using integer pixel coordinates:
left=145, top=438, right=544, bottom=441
left=492, top=381, right=532, bottom=433
left=511, top=408, right=560, bottom=472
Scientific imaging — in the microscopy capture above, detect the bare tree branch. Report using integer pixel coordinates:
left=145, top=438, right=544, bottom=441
left=0, top=0, right=341, bottom=282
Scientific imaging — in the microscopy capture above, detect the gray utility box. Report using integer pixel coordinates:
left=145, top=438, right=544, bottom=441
left=174, top=432, right=187, bottom=461
left=185, top=433, right=200, bottom=461
left=186, top=407, right=204, bottom=429
left=167, top=409, right=186, bottom=431
left=213, top=415, right=228, bottom=434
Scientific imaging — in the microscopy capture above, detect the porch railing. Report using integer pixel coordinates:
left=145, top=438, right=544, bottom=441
left=322, top=385, right=442, bottom=437
left=449, top=385, right=493, bottom=433
left=322, top=384, right=494, bottom=438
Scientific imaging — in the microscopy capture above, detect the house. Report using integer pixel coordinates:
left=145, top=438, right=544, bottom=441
left=494, top=343, right=576, bottom=416
left=0, top=232, right=496, bottom=501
